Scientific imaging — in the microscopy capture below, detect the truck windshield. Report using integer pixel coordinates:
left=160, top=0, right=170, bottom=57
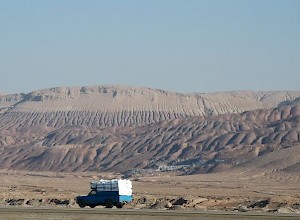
left=89, top=190, right=97, bottom=195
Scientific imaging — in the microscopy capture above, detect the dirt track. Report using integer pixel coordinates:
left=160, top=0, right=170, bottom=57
left=0, top=207, right=299, bottom=220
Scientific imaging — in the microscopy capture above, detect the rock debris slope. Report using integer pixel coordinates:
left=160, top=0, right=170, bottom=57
left=0, top=85, right=300, bottom=174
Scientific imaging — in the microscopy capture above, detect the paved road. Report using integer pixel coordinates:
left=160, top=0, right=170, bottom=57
left=0, top=207, right=299, bottom=220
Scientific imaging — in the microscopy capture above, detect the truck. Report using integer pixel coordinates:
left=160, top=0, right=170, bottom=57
left=75, top=179, right=132, bottom=208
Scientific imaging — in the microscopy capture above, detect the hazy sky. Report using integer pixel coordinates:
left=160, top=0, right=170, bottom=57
left=1, top=0, right=299, bottom=94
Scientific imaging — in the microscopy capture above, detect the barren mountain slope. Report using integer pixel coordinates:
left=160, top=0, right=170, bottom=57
left=1, top=85, right=300, bottom=128
left=234, top=144, right=300, bottom=174
left=0, top=103, right=299, bottom=174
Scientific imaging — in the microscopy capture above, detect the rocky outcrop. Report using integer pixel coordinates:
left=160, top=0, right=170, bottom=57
left=1, top=196, right=299, bottom=213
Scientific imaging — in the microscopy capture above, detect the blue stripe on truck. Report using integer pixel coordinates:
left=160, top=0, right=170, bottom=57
left=119, top=195, right=132, bottom=202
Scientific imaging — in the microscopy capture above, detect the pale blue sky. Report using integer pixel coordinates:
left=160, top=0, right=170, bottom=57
left=1, top=0, right=299, bottom=94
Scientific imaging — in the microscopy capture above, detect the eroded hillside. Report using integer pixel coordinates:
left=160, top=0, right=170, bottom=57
left=1, top=85, right=300, bottom=128
left=0, top=87, right=299, bottom=174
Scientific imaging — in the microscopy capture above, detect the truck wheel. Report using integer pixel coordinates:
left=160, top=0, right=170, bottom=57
left=116, top=203, right=124, bottom=208
left=78, top=199, right=86, bottom=208
left=89, top=205, right=96, bottom=208
left=105, top=200, right=114, bottom=208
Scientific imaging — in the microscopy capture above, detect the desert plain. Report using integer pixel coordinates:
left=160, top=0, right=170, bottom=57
left=0, top=166, right=299, bottom=213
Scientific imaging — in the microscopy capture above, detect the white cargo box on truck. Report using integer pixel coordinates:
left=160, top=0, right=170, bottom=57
left=90, top=179, right=132, bottom=196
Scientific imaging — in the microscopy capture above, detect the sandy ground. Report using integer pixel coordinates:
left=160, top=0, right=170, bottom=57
left=0, top=207, right=299, bottom=220
left=0, top=169, right=299, bottom=213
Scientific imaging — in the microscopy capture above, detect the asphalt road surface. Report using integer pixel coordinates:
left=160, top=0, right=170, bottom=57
left=0, top=207, right=299, bottom=220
